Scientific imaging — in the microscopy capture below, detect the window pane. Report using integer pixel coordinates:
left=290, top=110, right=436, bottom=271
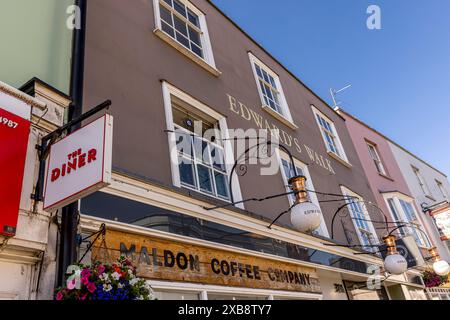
left=255, top=65, right=263, bottom=78
left=188, top=27, right=201, bottom=46
left=191, top=43, right=203, bottom=58
left=175, top=31, right=190, bottom=48
left=162, top=0, right=172, bottom=6
left=179, top=157, right=195, bottom=187
left=211, top=146, right=226, bottom=172
left=187, top=9, right=200, bottom=27
left=161, top=21, right=175, bottom=37
left=173, top=15, right=188, bottom=36
left=215, top=172, right=229, bottom=199
left=160, top=4, right=173, bottom=25
left=173, top=0, right=186, bottom=17
left=194, top=137, right=210, bottom=164
left=175, top=129, right=193, bottom=157
left=197, top=164, right=213, bottom=193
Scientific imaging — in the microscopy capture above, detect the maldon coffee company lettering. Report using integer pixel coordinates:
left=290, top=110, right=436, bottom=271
left=120, top=243, right=312, bottom=286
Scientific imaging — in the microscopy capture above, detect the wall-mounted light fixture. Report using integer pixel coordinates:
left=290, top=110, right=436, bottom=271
left=382, top=235, right=408, bottom=275
left=428, top=247, right=450, bottom=276
left=288, top=175, right=322, bottom=233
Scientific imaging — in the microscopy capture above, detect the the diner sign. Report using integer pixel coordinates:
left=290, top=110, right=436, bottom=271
left=43, top=114, right=113, bottom=211
left=92, top=230, right=321, bottom=293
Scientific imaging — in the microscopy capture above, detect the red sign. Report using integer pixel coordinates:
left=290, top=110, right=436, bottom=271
left=0, top=107, right=30, bottom=236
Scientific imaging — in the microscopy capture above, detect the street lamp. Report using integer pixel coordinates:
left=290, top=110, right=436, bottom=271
left=288, top=175, right=322, bottom=233
left=382, top=235, right=408, bottom=275
left=428, top=247, right=450, bottom=276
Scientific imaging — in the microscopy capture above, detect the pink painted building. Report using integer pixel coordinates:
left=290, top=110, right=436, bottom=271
left=337, top=108, right=434, bottom=256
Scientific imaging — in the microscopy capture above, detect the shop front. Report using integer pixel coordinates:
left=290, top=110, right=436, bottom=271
left=77, top=173, right=391, bottom=301
left=91, top=228, right=322, bottom=300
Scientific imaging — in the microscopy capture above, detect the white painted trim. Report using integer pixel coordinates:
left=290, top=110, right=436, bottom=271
left=161, top=81, right=243, bottom=206
left=276, top=149, right=329, bottom=237
left=340, top=186, right=379, bottom=246
left=152, top=0, right=218, bottom=70
left=311, top=105, right=349, bottom=164
left=148, top=280, right=323, bottom=300
left=248, top=52, right=295, bottom=124
left=381, top=193, right=432, bottom=248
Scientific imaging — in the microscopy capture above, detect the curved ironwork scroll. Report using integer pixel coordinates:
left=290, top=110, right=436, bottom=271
left=228, top=140, right=298, bottom=203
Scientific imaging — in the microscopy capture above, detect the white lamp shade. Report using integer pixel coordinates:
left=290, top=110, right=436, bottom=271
left=290, top=202, right=322, bottom=233
left=433, top=260, right=450, bottom=276
left=384, top=254, right=408, bottom=275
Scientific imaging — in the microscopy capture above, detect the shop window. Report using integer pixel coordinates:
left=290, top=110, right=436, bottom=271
left=385, top=195, right=431, bottom=248
left=278, top=151, right=329, bottom=237
left=248, top=53, right=295, bottom=127
left=153, top=0, right=218, bottom=73
left=312, top=106, right=349, bottom=163
left=153, top=290, right=200, bottom=300
left=162, top=82, right=242, bottom=204
left=366, top=142, right=387, bottom=176
left=341, top=187, right=379, bottom=250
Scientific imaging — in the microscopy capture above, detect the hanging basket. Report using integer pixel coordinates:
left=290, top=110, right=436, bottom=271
left=422, top=270, right=449, bottom=288
left=54, top=256, right=156, bottom=300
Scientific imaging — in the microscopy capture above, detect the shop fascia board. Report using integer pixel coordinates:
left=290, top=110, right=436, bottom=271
left=80, top=172, right=383, bottom=267
left=80, top=214, right=378, bottom=280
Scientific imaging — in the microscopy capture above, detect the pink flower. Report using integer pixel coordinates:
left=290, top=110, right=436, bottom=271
left=80, top=293, right=88, bottom=301
left=87, top=282, right=97, bottom=293
left=56, top=291, right=64, bottom=301
left=81, top=276, right=90, bottom=286
left=97, top=265, right=105, bottom=274
left=81, top=268, right=91, bottom=278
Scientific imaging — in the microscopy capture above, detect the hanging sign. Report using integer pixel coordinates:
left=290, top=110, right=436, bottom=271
left=43, top=114, right=113, bottom=211
left=430, top=204, right=450, bottom=241
left=0, top=104, right=31, bottom=236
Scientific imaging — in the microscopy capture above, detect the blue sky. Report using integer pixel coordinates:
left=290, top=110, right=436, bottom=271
left=212, top=0, right=450, bottom=177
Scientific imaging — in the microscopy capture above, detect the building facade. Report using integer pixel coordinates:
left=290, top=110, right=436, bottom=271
left=73, top=0, right=421, bottom=300
left=1, top=0, right=447, bottom=300
left=388, top=141, right=450, bottom=262
left=337, top=108, right=440, bottom=300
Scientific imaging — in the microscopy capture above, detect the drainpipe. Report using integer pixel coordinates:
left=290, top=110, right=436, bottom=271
left=57, top=0, right=87, bottom=287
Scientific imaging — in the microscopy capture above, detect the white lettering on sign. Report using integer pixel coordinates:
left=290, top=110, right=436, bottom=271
left=43, top=114, right=113, bottom=211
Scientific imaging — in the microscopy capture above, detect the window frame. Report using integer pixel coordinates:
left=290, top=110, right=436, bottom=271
left=382, top=192, right=431, bottom=248
left=436, top=180, right=448, bottom=199
left=340, top=186, right=379, bottom=249
left=248, top=53, right=296, bottom=128
left=366, top=141, right=387, bottom=176
left=411, top=166, right=432, bottom=197
left=276, top=150, right=329, bottom=238
left=162, top=81, right=243, bottom=207
left=312, top=106, right=349, bottom=164
left=153, top=0, right=219, bottom=75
